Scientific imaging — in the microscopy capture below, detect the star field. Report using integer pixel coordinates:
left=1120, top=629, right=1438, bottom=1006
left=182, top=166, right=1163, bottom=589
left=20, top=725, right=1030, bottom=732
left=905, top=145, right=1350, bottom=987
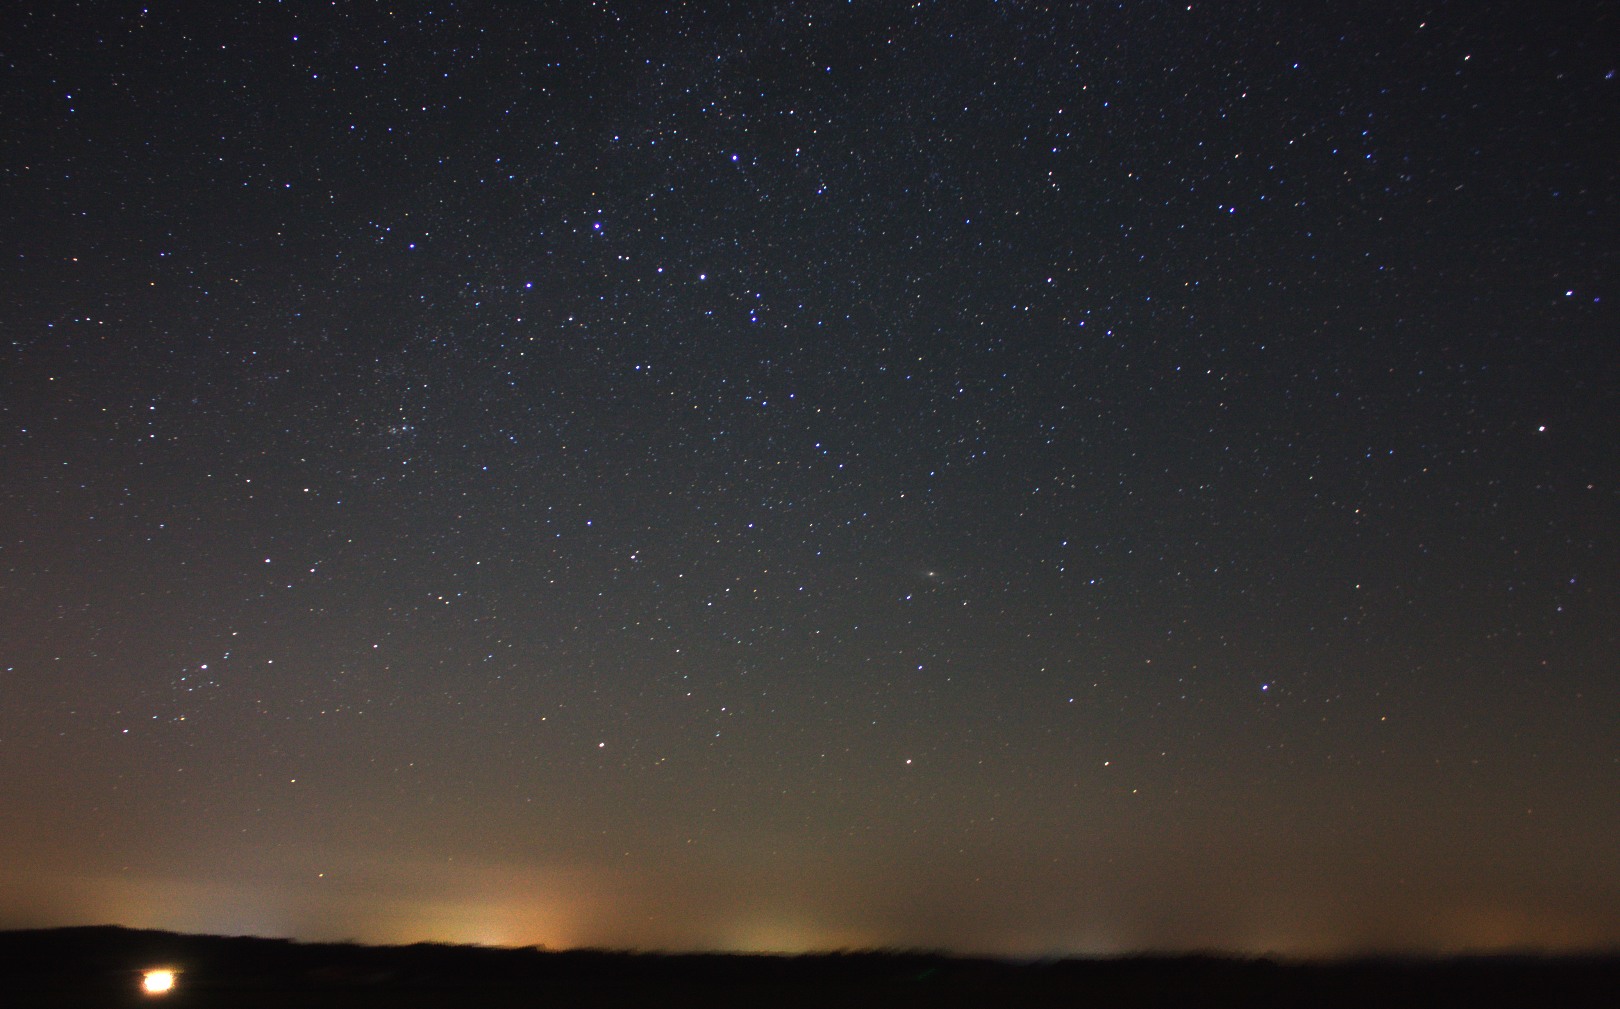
left=2, top=1, right=1617, bottom=955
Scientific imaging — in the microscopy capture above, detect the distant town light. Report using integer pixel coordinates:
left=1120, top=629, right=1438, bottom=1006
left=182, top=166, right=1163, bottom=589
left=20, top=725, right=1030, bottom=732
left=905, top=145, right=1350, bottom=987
left=142, top=968, right=177, bottom=995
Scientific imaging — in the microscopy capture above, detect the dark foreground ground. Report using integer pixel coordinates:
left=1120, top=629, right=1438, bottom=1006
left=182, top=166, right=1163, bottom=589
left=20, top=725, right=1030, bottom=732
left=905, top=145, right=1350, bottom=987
left=2, top=926, right=1616, bottom=1008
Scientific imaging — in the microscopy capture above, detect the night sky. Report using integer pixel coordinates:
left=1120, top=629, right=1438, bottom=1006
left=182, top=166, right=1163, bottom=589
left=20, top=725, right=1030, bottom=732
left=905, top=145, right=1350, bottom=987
left=3, top=1, right=1617, bottom=957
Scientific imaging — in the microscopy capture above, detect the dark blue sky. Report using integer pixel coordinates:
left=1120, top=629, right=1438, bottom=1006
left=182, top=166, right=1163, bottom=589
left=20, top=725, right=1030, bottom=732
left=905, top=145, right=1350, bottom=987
left=2, top=0, right=1616, bottom=954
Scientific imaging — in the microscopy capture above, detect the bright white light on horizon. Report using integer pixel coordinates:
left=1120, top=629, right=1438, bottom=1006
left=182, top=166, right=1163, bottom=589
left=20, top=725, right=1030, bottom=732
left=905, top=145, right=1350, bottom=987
left=142, top=968, right=177, bottom=995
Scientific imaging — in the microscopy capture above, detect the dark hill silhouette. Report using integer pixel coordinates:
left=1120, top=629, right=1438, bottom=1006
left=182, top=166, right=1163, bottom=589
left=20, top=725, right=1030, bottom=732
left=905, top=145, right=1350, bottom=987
left=1, top=926, right=1615, bottom=1008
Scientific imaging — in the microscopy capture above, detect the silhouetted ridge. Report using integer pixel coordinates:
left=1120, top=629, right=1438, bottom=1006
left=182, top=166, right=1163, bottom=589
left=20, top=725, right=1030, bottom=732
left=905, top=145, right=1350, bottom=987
left=1, top=926, right=1616, bottom=1008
